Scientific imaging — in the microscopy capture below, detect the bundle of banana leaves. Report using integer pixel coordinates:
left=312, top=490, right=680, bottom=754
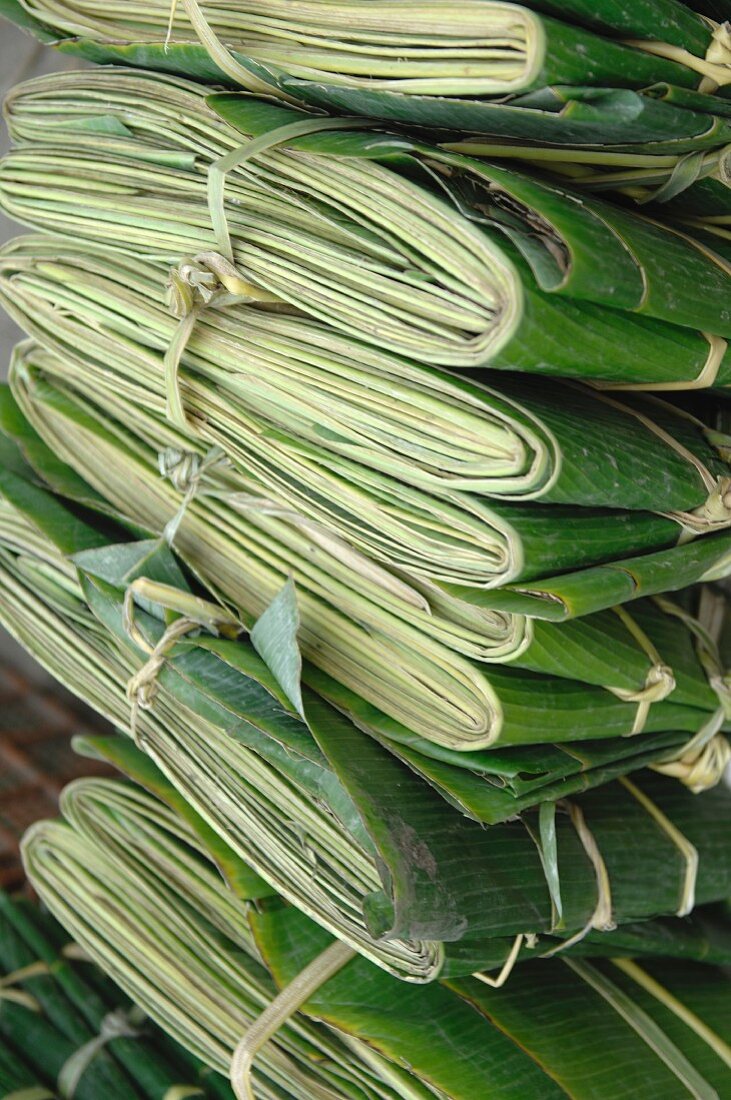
left=5, top=321, right=731, bottom=639
left=11, top=340, right=731, bottom=752
left=3, top=69, right=731, bottom=390
left=22, top=756, right=731, bottom=1100
left=0, top=890, right=238, bottom=1099
left=1, top=422, right=730, bottom=985
left=5, top=233, right=731, bottom=514
left=5, top=233, right=731, bottom=589
left=0, top=403, right=728, bottom=815
left=5, top=0, right=731, bottom=137
left=22, top=772, right=436, bottom=1100
left=0, top=5, right=729, bottom=1099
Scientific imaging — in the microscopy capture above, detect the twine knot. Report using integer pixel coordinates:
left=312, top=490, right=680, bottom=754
left=635, top=663, right=676, bottom=704
left=167, top=251, right=275, bottom=319
left=158, top=445, right=229, bottom=546
left=611, top=663, right=676, bottom=736
left=99, top=1009, right=142, bottom=1041
left=668, top=477, right=731, bottom=534
left=124, top=577, right=241, bottom=738
left=158, top=448, right=205, bottom=495
left=126, top=616, right=199, bottom=727
left=707, top=20, right=731, bottom=69
left=696, top=477, right=731, bottom=526
left=58, top=1008, right=143, bottom=1098
left=655, top=734, right=731, bottom=794
left=167, top=252, right=234, bottom=318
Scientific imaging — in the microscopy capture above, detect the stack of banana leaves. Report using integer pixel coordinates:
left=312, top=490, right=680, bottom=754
left=22, top=747, right=731, bottom=1100
left=5, top=340, right=731, bottom=756
left=3, top=68, right=731, bottom=389
left=5, top=3, right=731, bottom=281
left=0, top=11, right=730, bottom=1099
left=0, top=405, right=730, bottom=992
left=5, top=2, right=731, bottom=251
left=4, top=0, right=731, bottom=132
left=0, top=890, right=238, bottom=1099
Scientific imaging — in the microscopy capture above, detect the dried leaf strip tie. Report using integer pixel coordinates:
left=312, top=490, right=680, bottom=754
left=650, top=591, right=731, bottom=792
left=57, top=1009, right=145, bottom=1100
left=229, top=940, right=356, bottom=1100
left=605, top=605, right=675, bottom=737
left=124, top=577, right=240, bottom=736
left=164, top=117, right=373, bottom=433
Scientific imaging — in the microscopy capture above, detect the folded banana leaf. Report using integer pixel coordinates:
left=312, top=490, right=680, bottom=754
left=2, top=447, right=730, bottom=980
left=18, top=773, right=576, bottom=1100
left=2, top=357, right=729, bottom=679
left=19, top=792, right=408, bottom=1100
left=13, top=344, right=731, bottom=751
left=2, top=419, right=727, bottom=839
left=66, top=730, right=731, bottom=978
left=202, top=47, right=731, bottom=143
left=7, top=334, right=731, bottom=732
left=0, top=891, right=238, bottom=1100
left=70, top=732, right=731, bottom=977
left=9, top=338, right=718, bottom=594
left=440, top=134, right=731, bottom=220
left=9, top=356, right=725, bottom=637
left=23, top=766, right=731, bottom=1100
left=259, top=905, right=731, bottom=1099
left=3, top=70, right=731, bottom=387
left=5, top=233, right=731, bottom=518
left=3, top=0, right=708, bottom=102
left=47, top=33, right=731, bottom=150
left=0, top=457, right=721, bottom=831
left=439, top=529, right=731, bottom=620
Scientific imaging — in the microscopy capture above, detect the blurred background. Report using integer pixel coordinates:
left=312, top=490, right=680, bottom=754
left=0, top=20, right=83, bottom=676
left=0, top=23, right=107, bottom=890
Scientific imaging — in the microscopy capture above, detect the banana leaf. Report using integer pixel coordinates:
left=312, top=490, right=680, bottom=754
left=444, top=958, right=731, bottom=1098
left=6, top=351, right=731, bottom=634
left=20, top=791, right=404, bottom=1100
left=3, top=0, right=705, bottom=99
left=5, top=339, right=710, bottom=592
left=2, top=360, right=727, bottom=689
left=71, top=572, right=731, bottom=970
left=440, top=529, right=731, bottom=620
left=18, top=774, right=564, bottom=1100
left=12, top=344, right=731, bottom=751
left=8, top=331, right=731, bottom=718
left=4, top=233, right=731, bottom=516
left=78, top=729, right=731, bottom=973
left=523, top=1, right=715, bottom=49
left=261, top=908, right=731, bottom=1099
left=2, top=460, right=730, bottom=980
left=648, top=81, right=731, bottom=117
left=54, top=42, right=731, bottom=148
left=0, top=892, right=238, bottom=1100
left=23, top=767, right=731, bottom=1099
left=0, top=465, right=720, bottom=830
left=1, top=424, right=726, bottom=838
left=439, top=134, right=731, bottom=219
left=3, top=70, right=731, bottom=386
